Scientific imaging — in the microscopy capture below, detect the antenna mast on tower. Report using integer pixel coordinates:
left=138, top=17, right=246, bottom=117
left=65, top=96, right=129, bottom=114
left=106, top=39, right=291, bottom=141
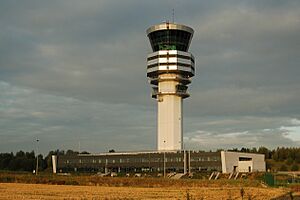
left=172, top=9, right=175, bottom=23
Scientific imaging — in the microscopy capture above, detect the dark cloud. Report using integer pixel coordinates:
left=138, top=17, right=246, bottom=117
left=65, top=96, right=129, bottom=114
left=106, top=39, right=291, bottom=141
left=0, top=82, right=156, bottom=154
left=0, top=0, right=299, bottom=154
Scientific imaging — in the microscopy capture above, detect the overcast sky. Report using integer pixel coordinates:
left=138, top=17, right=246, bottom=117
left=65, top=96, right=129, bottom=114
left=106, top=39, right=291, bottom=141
left=0, top=0, right=299, bottom=155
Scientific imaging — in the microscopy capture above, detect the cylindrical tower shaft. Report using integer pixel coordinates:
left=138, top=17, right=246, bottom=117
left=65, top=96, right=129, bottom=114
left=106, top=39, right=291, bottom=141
left=146, top=22, right=195, bottom=151
left=157, top=74, right=183, bottom=150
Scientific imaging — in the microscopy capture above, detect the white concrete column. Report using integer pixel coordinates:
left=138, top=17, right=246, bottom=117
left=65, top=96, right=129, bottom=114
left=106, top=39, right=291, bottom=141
left=157, top=74, right=182, bottom=151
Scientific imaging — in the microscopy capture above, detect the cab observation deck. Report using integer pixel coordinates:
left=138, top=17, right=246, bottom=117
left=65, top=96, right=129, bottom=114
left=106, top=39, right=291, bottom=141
left=147, top=22, right=194, bottom=52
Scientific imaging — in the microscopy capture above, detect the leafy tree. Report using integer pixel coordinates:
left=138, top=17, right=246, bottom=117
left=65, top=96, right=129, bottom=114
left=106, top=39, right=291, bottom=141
left=279, top=164, right=288, bottom=171
left=38, top=154, right=47, bottom=170
left=250, top=147, right=257, bottom=153
left=277, top=147, right=289, bottom=161
left=295, top=150, right=300, bottom=164
left=0, top=153, right=13, bottom=169
left=266, top=162, right=272, bottom=171
left=241, top=148, right=251, bottom=153
left=25, top=151, right=35, bottom=159
left=291, top=164, right=299, bottom=171
left=286, top=158, right=294, bottom=165
left=16, top=151, right=25, bottom=158
left=22, top=158, right=35, bottom=171
left=66, top=150, right=79, bottom=156
left=258, top=146, right=271, bottom=159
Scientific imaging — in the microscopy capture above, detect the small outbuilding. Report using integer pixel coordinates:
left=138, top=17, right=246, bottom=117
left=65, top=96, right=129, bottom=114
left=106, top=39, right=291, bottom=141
left=221, top=151, right=266, bottom=173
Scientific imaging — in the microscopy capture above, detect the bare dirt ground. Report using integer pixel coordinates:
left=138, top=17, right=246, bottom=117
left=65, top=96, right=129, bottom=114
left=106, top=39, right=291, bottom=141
left=0, top=183, right=293, bottom=200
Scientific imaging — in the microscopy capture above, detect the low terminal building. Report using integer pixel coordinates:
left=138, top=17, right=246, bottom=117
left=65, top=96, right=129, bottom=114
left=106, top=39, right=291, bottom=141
left=53, top=151, right=265, bottom=174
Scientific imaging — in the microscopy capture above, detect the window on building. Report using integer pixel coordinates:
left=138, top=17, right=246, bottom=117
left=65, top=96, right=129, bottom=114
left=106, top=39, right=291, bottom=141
left=148, top=30, right=192, bottom=52
left=239, top=157, right=252, bottom=161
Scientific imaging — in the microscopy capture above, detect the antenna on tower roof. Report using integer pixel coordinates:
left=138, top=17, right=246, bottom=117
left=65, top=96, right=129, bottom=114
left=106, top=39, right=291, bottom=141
left=172, top=9, right=175, bottom=23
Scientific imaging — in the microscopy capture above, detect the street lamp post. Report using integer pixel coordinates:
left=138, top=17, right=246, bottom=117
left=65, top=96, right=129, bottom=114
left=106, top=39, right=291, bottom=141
left=182, top=142, right=187, bottom=174
left=163, top=140, right=166, bottom=178
left=188, top=149, right=191, bottom=175
left=36, top=139, right=39, bottom=175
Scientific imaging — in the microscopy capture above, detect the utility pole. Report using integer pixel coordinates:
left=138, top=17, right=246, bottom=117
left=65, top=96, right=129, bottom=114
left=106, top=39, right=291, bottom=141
left=183, top=143, right=187, bottom=174
left=105, top=158, right=108, bottom=174
left=36, top=139, right=39, bottom=175
left=188, top=150, right=191, bottom=174
left=163, top=140, right=166, bottom=178
left=78, top=141, right=81, bottom=153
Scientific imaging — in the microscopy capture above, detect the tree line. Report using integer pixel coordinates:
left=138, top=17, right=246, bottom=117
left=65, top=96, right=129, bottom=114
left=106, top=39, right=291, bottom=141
left=0, top=147, right=299, bottom=172
left=227, top=147, right=300, bottom=171
left=0, top=150, right=74, bottom=172
left=227, top=147, right=300, bottom=161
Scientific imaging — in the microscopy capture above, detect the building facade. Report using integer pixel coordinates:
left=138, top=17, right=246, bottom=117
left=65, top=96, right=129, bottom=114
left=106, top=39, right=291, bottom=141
left=54, top=151, right=265, bottom=174
left=221, top=151, right=266, bottom=173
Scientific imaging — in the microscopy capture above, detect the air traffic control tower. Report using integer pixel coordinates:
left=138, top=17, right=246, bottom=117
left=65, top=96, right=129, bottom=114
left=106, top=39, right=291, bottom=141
left=146, top=22, right=195, bottom=151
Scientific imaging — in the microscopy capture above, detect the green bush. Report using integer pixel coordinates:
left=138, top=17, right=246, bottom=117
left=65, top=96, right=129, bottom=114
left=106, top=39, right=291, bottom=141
left=291, top=164, right=299, bottom=171
left=286, top=158, right=294, bottom=165
left=279, top=164, right=288, bottom=171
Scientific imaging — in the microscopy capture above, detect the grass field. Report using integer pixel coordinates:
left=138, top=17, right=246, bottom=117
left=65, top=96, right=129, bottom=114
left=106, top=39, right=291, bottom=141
left=0, top=182, right=291, bottom=200
left=0, top=172, right=299, bottom=199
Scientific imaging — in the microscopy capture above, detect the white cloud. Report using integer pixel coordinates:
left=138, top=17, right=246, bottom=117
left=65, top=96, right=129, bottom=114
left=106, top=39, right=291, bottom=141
left=291, top=118, right=300, bottom=125
left=184, top=116, right=300, bottom=150
left=279, top=126, right=300, bottom=141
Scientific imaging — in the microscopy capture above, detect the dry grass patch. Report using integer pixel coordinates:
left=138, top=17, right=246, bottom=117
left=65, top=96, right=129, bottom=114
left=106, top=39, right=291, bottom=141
left=0, top=183, right=290, bottom=200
